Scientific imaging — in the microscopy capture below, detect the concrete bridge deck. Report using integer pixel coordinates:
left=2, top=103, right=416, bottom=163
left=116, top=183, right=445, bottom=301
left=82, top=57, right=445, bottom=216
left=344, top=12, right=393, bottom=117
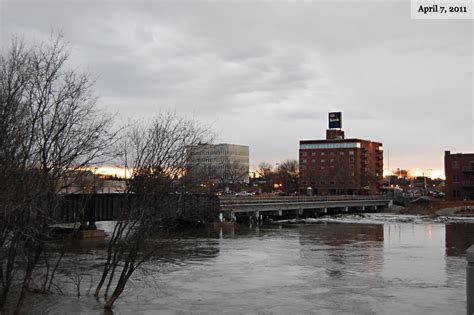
left=219, top=195, right=393, bottom=216
left=58, top=193, right=392, bottom=226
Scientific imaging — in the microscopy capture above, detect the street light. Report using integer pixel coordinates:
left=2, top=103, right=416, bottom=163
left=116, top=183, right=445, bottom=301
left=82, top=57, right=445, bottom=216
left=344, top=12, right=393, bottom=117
left=423, top=169, right=432, bottom=195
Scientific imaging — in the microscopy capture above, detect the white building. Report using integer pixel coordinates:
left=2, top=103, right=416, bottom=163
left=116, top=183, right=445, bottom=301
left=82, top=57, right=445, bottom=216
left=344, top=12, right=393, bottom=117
left=187, top=143, right=249, bottom=184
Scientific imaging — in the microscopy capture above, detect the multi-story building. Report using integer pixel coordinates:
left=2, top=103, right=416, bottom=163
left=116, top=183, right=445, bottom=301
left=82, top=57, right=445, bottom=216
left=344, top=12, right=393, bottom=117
left=444, top=151, right=474, bottom=200
left=299, top=118, right=383, bottom=195
left=187, top=143, right=249, bottom=184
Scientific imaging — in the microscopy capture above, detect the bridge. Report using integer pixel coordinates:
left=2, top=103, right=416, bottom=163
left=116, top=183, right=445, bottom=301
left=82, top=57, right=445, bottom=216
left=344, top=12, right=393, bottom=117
left=219, top=195, right=393, bottom=220
left=58, top=193, right=392, bottom=228
left=58, top=193, right=220, bottom=228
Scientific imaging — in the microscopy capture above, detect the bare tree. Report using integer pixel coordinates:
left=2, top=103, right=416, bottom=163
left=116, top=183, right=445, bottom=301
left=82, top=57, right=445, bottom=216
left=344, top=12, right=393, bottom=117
left=220, top=155, right=248, bottom=192
left=0, top=34, right=116, bottom=313
left=94, top=112, right=212, bottom=309
left=254, top=162, right=277, bottom=193
left=276, top=159, right=299, bottom=193
left=256, top=162, right=273, bottom=179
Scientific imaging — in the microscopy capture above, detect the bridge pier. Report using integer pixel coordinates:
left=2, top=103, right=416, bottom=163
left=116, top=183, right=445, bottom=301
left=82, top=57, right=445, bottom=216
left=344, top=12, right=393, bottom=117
left=79, top=219, right=97, bottom=230
left=255, top=211, right=262, bottom=224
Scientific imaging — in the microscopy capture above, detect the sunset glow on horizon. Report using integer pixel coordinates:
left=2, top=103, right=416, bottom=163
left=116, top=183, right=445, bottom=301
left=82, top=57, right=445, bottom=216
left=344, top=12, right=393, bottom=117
left=92, top=165, right=445, bottom=180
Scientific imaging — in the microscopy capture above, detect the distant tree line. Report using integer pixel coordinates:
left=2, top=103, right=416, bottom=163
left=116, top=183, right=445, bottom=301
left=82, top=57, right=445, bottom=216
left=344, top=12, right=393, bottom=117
left=255, top=159, right=299, bottom=193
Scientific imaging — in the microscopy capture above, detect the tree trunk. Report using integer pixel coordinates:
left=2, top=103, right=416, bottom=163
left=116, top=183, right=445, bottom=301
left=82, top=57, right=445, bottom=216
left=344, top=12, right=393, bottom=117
left=0, top=233, right=20, bottom=308
left=14, top=241, right=43, bottom=314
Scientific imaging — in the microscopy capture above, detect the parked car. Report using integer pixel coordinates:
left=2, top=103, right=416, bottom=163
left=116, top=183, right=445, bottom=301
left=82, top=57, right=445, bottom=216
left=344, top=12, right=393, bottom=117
left=235, top=191, right=251, bottom=197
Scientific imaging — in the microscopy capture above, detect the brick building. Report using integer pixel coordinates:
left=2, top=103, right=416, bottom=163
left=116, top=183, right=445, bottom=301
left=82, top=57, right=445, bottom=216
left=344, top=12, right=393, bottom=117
left=444, top=151, right=474, bottom=200
left=299, top=128, right=383, bottom=195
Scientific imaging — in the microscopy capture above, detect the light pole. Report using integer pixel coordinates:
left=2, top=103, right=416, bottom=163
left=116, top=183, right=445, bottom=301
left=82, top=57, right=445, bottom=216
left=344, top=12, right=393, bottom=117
left=423, top=169, right=432, bottom=195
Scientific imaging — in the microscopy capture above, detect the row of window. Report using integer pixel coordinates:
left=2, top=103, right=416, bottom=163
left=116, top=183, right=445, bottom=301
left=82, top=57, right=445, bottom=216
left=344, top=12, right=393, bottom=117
left=301, top=151, right=355, bottom=156
left=452, top=175, right=474, bottom=183
left=301, top=157, right=355, bottom=164
left=300, top=143, right=361, bottom=150
left=301, top=180, right=356, bottom=185
left=301, top=165, right=355, bottom=172
left=452, top=161, right=474, bottom=169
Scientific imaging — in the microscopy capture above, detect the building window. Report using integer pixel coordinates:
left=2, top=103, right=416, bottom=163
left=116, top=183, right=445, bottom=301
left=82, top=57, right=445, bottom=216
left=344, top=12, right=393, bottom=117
left=300, top=142, right=361, bottom=149
left=330, top=158, right=334, bottom=163
left=321, top=159, right=325, bottom=163
left=349, top=151, right=354, bottom=155
left=453, top=190, right=461, bottom=198
left=321, top=152, right=325, bottom=156
left=470, top=161, right=474, bottom=171
left=311, top=159, right=316, bottom=163
left=330, top=152, right=335, bottom=156
left=453, top=175, right=460, bottom=183
left=311, top=152, right=316, bottom=156
left=330, top=181, right=335, bottom=185
left=321, top=166, right=325, bottom=170
left=302, top=159, right=307, bottom=163
left=452, top=161, right=460, bottom=169
left=349, top=157, right=354, bottom=163
left=320, top=181, right=326, bottom=185
left=301, top=151, right=307, bottom=156
left=340, top=152, right=345, bottom=155
left=301, top=165, right=307, bottom=170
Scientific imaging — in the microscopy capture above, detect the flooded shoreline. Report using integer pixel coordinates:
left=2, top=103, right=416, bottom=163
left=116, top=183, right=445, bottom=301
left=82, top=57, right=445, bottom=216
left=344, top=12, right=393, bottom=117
left=272, top=212, right=474, bottom=225
left=17, top=214, right=474, bottom=314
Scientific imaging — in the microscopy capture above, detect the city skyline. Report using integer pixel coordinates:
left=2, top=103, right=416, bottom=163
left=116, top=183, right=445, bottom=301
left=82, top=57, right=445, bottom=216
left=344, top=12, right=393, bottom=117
left=1, top=1, right=472, bottom=178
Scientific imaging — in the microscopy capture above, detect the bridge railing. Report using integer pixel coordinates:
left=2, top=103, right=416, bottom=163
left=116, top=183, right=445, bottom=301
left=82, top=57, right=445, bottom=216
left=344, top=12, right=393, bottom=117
left=57, top=193, right=220, bottom=225
left=220, top=194, right=392, bottom=205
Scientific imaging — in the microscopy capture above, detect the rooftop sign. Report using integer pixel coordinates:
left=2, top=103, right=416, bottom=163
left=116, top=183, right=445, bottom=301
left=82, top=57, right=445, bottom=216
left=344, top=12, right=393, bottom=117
left=328, top=112, right=342, bottom=129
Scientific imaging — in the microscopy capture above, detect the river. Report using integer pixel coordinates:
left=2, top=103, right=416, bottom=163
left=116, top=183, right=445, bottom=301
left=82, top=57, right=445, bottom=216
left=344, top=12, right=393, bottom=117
left=27, top=214, right=473, bottom=314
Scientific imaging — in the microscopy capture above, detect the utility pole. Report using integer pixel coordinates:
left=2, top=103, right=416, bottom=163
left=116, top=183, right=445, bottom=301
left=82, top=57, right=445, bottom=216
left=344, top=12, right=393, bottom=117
left=387, top=149, right=390, bottom=187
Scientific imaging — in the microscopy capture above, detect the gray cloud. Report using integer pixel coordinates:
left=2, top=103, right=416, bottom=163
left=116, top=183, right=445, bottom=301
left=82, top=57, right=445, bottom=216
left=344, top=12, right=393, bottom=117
left=1, top=0, right=472, bottom=174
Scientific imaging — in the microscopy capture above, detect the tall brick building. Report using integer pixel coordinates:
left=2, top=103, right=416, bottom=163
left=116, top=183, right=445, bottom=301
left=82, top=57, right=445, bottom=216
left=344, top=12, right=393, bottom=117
left=444, top=151, right=474, bottom=200
left=299, top=114, right=383, bottom=195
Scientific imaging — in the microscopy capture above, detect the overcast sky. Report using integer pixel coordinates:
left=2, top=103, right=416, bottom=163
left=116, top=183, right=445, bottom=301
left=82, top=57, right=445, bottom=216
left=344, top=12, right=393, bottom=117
left=1, top=0, right=472, bottom=177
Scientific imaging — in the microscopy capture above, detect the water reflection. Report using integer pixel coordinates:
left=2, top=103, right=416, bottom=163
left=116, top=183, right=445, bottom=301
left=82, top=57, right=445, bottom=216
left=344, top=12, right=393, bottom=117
left=25, top=220, right=473, bottom=315
left=445, top=223, right=474, bottom=256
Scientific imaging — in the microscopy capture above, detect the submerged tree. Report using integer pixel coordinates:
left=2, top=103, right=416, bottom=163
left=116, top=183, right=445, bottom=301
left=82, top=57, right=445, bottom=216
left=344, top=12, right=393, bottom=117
left=94, top=112, right=212, bottom=309
left=0, top=34, right=116, bottom=313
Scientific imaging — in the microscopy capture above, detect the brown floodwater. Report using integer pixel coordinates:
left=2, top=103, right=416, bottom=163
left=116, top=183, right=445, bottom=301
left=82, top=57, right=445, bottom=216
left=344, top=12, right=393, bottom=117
left=25, top=214, right=473, bottom=314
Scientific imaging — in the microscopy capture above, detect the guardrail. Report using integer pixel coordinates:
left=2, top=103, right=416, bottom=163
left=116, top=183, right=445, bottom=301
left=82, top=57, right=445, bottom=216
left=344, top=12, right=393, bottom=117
left=220, top=194, right=392, bottom=204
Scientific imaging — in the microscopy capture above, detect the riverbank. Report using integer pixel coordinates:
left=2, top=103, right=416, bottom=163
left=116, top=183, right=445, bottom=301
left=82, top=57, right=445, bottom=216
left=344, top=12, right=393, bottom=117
left=385, top=200, right=474, bottom=216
